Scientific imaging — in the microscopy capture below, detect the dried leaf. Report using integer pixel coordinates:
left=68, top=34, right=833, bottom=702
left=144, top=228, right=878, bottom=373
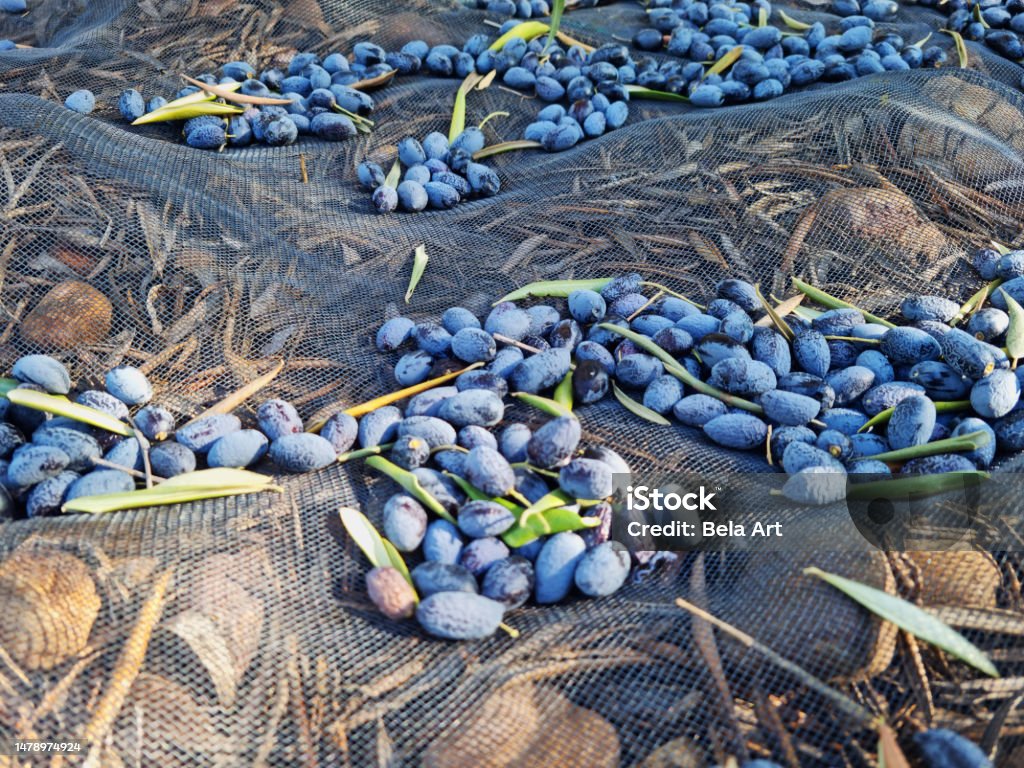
left=180, top=74, right=293, bottom=105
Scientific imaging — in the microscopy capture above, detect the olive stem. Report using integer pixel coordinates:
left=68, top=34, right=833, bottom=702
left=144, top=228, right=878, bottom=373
left=791, top=278, right=896, bottom=329
left=625, top=290, right=664, bottom=322
left=640, top=282, right=704, bottom=308
left=824, top=335, right=881, bottom=344
left=869, top=430, right=990, bottom=464
left=599, top=324, right=764, bottom=415
left=858, top=401, right=970, bottom=433
left=492, top=334, right=578, bottom=370
left=337, top=443, right=394, bottom=464
left=92, top=456, right=166, bottom=483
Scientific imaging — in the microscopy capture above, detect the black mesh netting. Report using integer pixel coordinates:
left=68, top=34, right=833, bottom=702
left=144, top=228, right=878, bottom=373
left=1, top=0, right=1024, bottom=765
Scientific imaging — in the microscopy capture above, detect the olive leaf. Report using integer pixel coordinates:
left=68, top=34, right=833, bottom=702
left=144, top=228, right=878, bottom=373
left=858, top=400, right=969, bottom=433
left=778, top=9, right=811, bottom=29
left=494, top=278, right=612, bottom=304
left=543, top=0, right=566, bottom=53
left=449, top=71, right=485, bottom=142
left=972, top=5, right=990, bottom=28
left=488, top=20, right=549, bottom=51
left=612, top=382, right=670, bottom=425
left=704, top=45, right=744, bottom=79
left=792, top=278, right=896, bottom=328
left=911, top=31, right=933, bottom=48
left=6, top=388, right=134, bottom=436
left=503, top=507, right=599, bottom=548
left=339, top=507, right=415, bottom=589
left=63, top=469, right=282, bottom=514
left=755, top=284, right=794, bottom=341
left=308, top=363, right=484, bottom=431
left=846, top=471, right=989, bottom=502
left=337, top=444, right=393, bottom=463
left=183, top=360, right=284, bottom=428
left=132, top=101, right=243, bottom=125
left=941, top=29, right=969, bottom=68
left=553, top=371, right=573, bottom=411
left=180, top=75, right=293, bottom=105
left=473, top=140, right=543, bottom=161
left=757, top=5, right=768, bottom=26
left=951, top=279, right=1002, bottom=326
left=383, top=159, right=402, bottom=189
left=350, top=68, right=398, bottom=91
left=868, top=430, right=990, bottom=464
left=625, top=85, right=688, bottom=102
left=1000, top=289, right=1024, bottom=367
left=992, top=240, right=1012, bottom=255
left=405, top=244, right=429, bottom=304
left=804, top=567, right=999, bottom=677
left=444, top=473, right=523, bottom=513
left=513, top=391, right=574, bottom=419
left=753, top=293, right=804, bottom=328
left=364, top=456, right=455, bottom=523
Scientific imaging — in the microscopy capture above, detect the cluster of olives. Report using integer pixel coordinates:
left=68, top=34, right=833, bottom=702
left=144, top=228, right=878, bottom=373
left=369, top=250, right=1024, bottom=508
left=0, top=356, right=373, bottom=520
left=918, top=0, right=1024, bottom=68
left=357, top=129, right=500, bottom=213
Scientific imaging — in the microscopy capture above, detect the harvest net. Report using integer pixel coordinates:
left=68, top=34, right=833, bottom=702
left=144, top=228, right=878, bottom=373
left=0, top=0, right=1023, bottom=765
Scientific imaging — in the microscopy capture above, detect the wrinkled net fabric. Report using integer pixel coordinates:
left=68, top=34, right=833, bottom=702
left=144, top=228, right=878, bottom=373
left=0, top=0, right=1022, bottom=765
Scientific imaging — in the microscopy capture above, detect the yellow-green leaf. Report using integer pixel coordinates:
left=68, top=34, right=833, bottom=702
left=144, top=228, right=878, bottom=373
left=364, top=455, right=455, bottom=523
left=488, top=20, right=549, bottom=51
left=1001, top=289, right=1024, bottom=364
left=625, top=85, right=688, bottom=102
left=705, top=45, right=744, bottom=79
left=758, top=5, right=768, bottom=26
left=553, top=370, right=573, bottom=411
left=778, top=9, right=811, bottom=29
left=63, top=469, right=281, bottom=514
left=992, top=240, right=1012, bottom=255
left=131, top=101, right=243, bottom=125
left=473, top=140, right=543, bottom=161
left=6, top=388, right=133, bottom=436
left=513, top=391, right=574, bottom=418
left=805, top=567, right=999, bottom=677
left=612, top=382, right=670, bottom=425
left=911, top=31, right=932, bottom=48
left=339, top=507, right=392, bottom=570
left=384, top=159, right=401, bottom=189
left=380, top=538, right=416, bottom=592
left=0, top=378, right=18, bottom=397
left=405, top=244, right=428, bottom=304
left=495, top=278, right=613, bottom=304
left=942, top=29, right=969, bottom=67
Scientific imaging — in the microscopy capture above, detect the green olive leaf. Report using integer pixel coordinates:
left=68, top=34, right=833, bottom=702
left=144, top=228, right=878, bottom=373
left=494, top=278, right=613, bottom=304
left=1000, top=289, right=1024, bottom=365
left=612, top=382, right=670, bottom=425
left=553, top=371, right=574, bottom=412
left=405, top=244, right=428, bottom=304
left=805, top=566, right=998, bottom=677
left=6, top=388, right=134, bottom=436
